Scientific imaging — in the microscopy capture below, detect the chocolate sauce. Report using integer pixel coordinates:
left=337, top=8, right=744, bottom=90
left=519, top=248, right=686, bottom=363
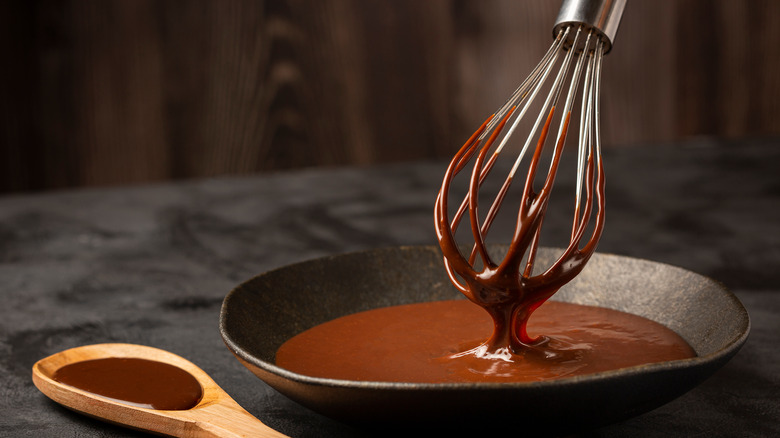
left=53, top=358, right=203, bottom=410
left=276, top=300, right=695, bottom=383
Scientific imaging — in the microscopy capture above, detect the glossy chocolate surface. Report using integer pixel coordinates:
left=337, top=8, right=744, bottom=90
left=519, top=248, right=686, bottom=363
left=53, top=358, right=203, bottom=410
left=277, top=299, right=695, bottom=383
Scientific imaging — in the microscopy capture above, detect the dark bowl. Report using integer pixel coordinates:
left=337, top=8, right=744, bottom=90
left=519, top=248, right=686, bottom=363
left=219, top=246, right=749, bottom=434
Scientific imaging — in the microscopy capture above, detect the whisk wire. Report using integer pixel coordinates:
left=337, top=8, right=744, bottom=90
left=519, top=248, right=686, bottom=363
left=485, top=28, right=568, bottom=139
left=571, top=37, right=604, bottom=244
left=492, top=29, right=569, bottom=159
left=574, top=44, right=594, bottom=230
left=508, top=25, right=580, bottom=181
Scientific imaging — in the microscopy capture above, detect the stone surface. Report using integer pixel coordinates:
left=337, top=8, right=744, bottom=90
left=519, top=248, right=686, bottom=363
left=1, top=137, right=778, bottom=437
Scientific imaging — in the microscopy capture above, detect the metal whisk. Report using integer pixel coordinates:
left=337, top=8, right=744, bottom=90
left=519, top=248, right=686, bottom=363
left=435, top=0, right=626, bottom=357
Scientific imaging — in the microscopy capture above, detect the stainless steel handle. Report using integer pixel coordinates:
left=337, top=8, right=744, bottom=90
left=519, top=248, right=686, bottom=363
left=553, top=0, right=627, bottom=53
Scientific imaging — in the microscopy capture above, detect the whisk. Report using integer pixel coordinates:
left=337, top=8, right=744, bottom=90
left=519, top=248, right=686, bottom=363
left=435, top=0, right=626, bottom=358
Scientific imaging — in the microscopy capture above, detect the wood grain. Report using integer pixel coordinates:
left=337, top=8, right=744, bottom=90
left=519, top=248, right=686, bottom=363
left=1, top=0, right=778, bottom=192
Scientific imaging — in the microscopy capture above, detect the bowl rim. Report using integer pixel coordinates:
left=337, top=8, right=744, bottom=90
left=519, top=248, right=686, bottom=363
left=220, top=245, right=751, bottom=391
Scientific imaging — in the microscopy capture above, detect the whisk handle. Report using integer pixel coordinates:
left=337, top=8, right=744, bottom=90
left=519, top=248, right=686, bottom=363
left=553, top=0, right=626, bottom=53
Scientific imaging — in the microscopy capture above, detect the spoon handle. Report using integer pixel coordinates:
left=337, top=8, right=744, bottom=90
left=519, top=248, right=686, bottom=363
left=179, top=398, right=289, bottom=438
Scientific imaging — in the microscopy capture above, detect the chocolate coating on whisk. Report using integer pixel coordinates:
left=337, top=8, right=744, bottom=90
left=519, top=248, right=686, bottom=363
left=435, top=110, right=605, bottom=359
left=434, top=21, right=608, bottom=360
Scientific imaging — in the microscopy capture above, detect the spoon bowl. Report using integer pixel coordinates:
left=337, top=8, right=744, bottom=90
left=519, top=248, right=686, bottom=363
left=32, top=343, right=288, bottom=438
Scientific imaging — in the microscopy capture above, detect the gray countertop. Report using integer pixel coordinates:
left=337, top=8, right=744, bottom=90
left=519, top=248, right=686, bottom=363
left=1, top=138, right=778, bottom=437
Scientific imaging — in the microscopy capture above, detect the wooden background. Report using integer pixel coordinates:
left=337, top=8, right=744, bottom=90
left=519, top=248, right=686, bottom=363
left=1, top=0, right=779, bottom=193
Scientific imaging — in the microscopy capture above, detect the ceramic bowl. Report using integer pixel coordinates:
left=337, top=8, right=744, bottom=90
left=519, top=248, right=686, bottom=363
left=220, top=246, right=749, bottom=434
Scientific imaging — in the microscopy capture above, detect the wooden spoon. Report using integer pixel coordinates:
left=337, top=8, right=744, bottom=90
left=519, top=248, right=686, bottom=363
left=32, top=343, right=289, bottom=438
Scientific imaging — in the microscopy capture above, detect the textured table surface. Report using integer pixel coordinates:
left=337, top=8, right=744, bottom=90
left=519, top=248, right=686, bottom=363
left=1, top=138, right=778, bottom=437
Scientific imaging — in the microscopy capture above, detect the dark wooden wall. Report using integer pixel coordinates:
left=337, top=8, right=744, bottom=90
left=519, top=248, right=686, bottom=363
left=2, top=0, right=779, bottom=193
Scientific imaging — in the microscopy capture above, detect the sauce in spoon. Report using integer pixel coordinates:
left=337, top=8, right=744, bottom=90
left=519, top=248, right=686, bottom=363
left=53, top=357, right=203, bottom=410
